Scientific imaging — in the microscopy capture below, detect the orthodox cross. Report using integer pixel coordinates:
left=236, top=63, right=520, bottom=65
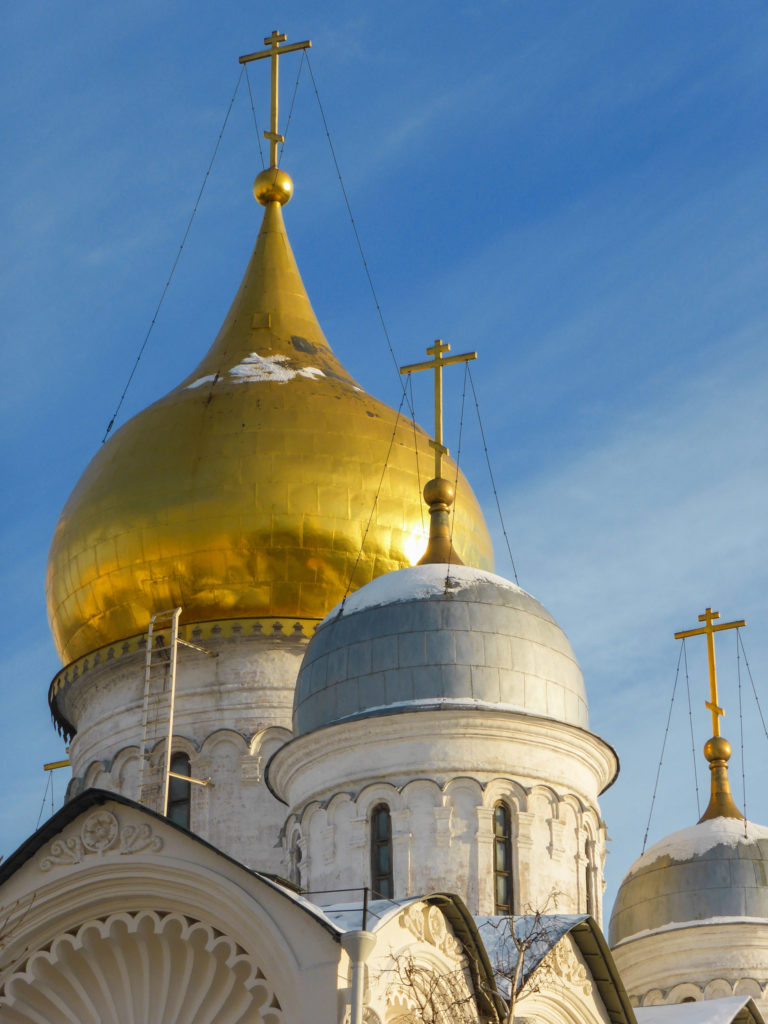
left=239, top=30, right=312, bottom=169
left=401, top=341, right=477, bottom=479
left=674, top=607, right=746, bottom=737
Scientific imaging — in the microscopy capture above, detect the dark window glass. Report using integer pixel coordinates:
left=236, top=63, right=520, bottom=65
left=493, top=802, right=513, bottom=914
left=585, top=838, right=596, bottom=916
left=168, top=752, right=191, bottom=829
left=371, top=804, right=393, bottom=899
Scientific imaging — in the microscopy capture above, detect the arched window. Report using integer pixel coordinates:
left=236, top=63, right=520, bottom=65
left=493, top=802, right=514, bottom=914
left=167, top=751, right=191, bottom=829
left=370, top=804, right=393, bottom=899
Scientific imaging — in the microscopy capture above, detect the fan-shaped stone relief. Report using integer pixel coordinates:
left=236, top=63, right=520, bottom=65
left=0, top=909, right=283, bottom=1024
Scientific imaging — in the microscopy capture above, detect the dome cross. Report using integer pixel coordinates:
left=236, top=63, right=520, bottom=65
left=400, top=340, right=477, bottom=480
left=674, top=606, right=746, bottom=737
left=239, top=29, right=312, bottom=169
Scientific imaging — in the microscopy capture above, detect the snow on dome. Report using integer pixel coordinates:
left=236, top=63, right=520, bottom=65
left=609, top=816, right=768, bottom=948
left=293, top=562, right=588, bottom=736
left=328, top=563, right=526, bottom=619
left=627, top=817, right=768, bottom=875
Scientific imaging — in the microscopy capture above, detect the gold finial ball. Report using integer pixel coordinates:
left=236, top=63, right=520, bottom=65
left=704, top=736, right=732, bottom=762
left=423, top=477, right=455, bottom=508
left=253, top=168, right=293, bottom=206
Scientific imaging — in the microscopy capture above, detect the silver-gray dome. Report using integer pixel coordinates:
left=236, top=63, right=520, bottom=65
left=293, top=564, right=588, bottom=737
left=609, top=817, right=768, bottom=947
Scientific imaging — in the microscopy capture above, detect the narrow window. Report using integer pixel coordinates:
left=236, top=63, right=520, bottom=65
left=370, top=804, right=393, bottom=899
left=493, top=802, right=514, bottom=914
left=585, top=838, right=596, bottom=917
left=167, top=751, right=191, bottom=829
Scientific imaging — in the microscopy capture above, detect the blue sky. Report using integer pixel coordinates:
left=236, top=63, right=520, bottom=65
left=2, top=1, right=767, bottom=915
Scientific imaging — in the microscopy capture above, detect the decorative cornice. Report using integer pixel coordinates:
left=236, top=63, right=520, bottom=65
left=48, top=615, right=320, bottom=739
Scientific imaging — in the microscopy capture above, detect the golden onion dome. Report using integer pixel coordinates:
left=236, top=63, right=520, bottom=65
left=46, top=169, right=494, bottom=665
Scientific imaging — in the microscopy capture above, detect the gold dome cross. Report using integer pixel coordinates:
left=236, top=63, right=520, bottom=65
left=239, top=29, right=312, bottom=169
left=401, top=340, right=477, bottom=479
left=674, top=607, right=746, bottom=737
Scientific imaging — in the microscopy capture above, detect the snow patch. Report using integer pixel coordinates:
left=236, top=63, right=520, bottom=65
left=635, top=995, right=755, bottom=1024
left=334, top=696, right=554, bottom=723
left=187, top=373, right=217, bottom=389
left=624, top=817, right=768, bottom=877
left=325, top=563, right=527, bottom=620
left=613, top=915, right=768, bottom=947
left=186, top=353, right=325, bottom=388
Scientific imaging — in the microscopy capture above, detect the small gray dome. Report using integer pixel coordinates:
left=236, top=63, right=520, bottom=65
left=609, top=817, right=768, bottom=947
left=293, top=563, right=587, bottom=737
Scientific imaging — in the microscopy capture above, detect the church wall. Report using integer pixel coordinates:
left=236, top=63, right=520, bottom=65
left=276, top=709, right=610, bottom=919
left=612, top=924, right=768, bottom=1005
left=57, top=630, right=305, bottom=872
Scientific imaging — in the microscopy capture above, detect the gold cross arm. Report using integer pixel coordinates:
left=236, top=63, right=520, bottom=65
left=674, top=607, right=746, bottom=737
left=238, top=30, right=312, bottom=168
left=400, top=340, right=477, bottom=479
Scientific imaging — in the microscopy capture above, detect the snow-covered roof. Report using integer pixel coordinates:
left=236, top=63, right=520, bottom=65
left=626, top=818, right=768, bottom=876
left=475, top=914, right=588, bottom=996
left=610, top=817, right=768, bottom=947
left=635, top=995, right=765, bottom=1024
left=328, top=563, right=526, bottom=619
left=293, top=561, right=591, bottom=737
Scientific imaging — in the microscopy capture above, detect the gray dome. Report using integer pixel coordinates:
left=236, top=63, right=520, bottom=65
left=609, top=817, right=768, bottom=947
left=293, top=563, right=588, bottom=737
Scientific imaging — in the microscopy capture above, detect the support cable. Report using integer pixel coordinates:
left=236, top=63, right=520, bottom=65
left=445, top=362, right=469, bottom=589
left=642, top=641, right=685, bottom=853
left=243, top=64, right=266, bottom=168
left=278, top=51, right=305, bottom=167
left=407, top=373, right=425, bottom=533
left=467, top=365, right=519, bottom=584
left=738, top=630, right=768, bottom=743
left=304, top=52, right=414, bottom=419
left=102, top=69, right=244, bottom=443
left=36, top=771, right=53, bottom=830
left=736, top=628, right=747, bottom=830
left=682, top=639, right=701, bottom=819
left=339, top=388, right=408, bottom=610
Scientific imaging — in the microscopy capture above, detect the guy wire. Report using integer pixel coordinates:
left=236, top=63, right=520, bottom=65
left=408, top=373, right=425, bottom=533
left=278, top=51, right=305, bottom=167
left=739, top=630, right=768, bottom=743
left=305, top=52, right=414, bottom=419
left=642, top=640, right=685, bottom=853
left=737, top=628, right=747, bottom=829
left=339, top=388, right=408, bottom=611
left=445, top=362, right=469, bottom=591
left=682, top=638, right=700, bottom=819
left=102, top=69, right=244, bottom=443
left=467, top=366, right=519, bottom=585
left=243, top=64, right=266, bottom=168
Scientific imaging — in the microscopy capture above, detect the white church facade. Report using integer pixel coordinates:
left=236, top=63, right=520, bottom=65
left=2, top=29, right=768, bottom=1024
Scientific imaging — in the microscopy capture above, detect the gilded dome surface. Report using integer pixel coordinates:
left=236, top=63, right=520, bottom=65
left=47, top=195, right=493, bottom=665
left=609, top=817, right=768, bottom=947
left=293, top=563, right=588, bottom=736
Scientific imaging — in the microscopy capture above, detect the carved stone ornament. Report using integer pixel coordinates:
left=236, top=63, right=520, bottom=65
left=0, top=909, right=283, bottom=1024
left=39, top=810, right=163, bottom=871
left=402, top=903, right=464, bottom=960
left=548, top=940, right=592, bottom=997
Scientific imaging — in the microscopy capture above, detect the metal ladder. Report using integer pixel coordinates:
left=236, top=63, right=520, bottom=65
left=138, top=607, right=215, bottom=815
